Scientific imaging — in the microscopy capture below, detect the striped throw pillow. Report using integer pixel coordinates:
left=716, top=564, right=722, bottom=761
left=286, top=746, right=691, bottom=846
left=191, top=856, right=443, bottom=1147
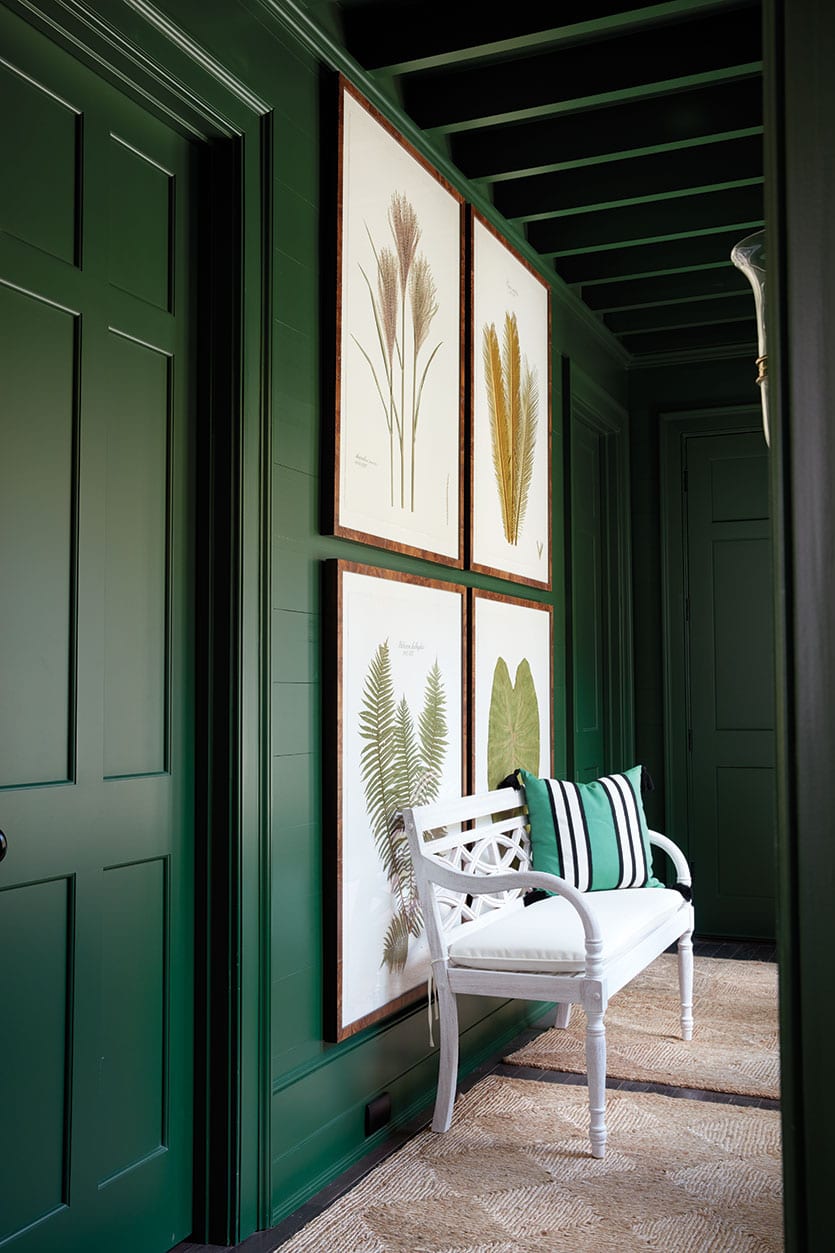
left=518, top=766, right=663, bottom=891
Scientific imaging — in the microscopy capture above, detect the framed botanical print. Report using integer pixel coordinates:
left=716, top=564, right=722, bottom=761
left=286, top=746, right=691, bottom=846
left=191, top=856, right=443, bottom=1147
left=333, top=78, right=465, bottom=565
left=470, top=211, right=552, bottom=588
left=326, top=560, right=467, bottom=1040
left=471, top=588, right=553, bottom=793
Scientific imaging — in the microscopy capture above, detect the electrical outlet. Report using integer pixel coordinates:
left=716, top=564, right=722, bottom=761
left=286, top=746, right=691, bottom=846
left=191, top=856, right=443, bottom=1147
left=364, top=1092, right=391, bottom=1136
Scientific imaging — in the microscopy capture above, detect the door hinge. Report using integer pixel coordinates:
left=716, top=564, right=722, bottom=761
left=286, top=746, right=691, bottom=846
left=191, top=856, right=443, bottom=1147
left=687, top=729, right=693, bottom=751
left=685, top=596, right=690, bottom=622
left=683, top=468, right=689, bottom=492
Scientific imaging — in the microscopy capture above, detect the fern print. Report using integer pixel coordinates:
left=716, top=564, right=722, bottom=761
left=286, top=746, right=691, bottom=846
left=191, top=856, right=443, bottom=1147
left=483, top=311, right=539, bottom=545
left=358, top=641, right=448, bottom=972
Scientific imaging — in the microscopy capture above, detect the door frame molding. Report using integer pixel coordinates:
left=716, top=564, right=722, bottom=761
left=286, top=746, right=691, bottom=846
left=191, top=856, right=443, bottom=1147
left=659, top=404, right=762, bottom=862
left=567, top=362, right=634, bottom=775
left=5, top=2, right=273, bottom=1242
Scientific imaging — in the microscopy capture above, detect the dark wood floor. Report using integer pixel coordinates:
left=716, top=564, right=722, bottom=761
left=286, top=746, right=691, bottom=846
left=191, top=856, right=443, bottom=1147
left=177, top=937, right=778, bottom=1253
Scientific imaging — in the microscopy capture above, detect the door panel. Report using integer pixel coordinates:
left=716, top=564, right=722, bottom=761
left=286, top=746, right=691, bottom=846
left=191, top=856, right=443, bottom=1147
left=99, top=858, right=167, bottom=1183
left=0, top=283, right=77, bottom=787
left=0, top=56, right=80, bottom=265
left=0, top=9, right=196, bottom=1251
left=103, top=332, right=171, bottom=779
left=0, top=877, right=73, bottom=1240
left=686, top=431, right=776, bottom=937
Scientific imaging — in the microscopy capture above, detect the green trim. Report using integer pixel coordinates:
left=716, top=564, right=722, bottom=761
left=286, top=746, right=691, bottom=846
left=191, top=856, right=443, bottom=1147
left=9, top=0, right=262, bottom=136
left=123, top=0, right=268, bottom=112
left=255, top=106, right=275, bottom=1236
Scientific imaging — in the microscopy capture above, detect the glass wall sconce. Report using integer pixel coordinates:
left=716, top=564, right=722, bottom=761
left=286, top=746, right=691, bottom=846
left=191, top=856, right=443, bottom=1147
left=731, top=229, right=769, bottom=446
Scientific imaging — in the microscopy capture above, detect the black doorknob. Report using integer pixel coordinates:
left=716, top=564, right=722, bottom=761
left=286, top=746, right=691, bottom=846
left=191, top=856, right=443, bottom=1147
left=0, top=830, right=7, bottom=863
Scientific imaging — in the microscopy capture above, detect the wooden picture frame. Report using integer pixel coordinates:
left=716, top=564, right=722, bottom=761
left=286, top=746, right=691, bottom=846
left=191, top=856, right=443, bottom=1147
left=326, top=560, right=467, bottom=1041
left=332, top=78, right=465, bottom=566
left=470, top=588, right=554, bottom=793
left=470, top=211, right=552, bottom=588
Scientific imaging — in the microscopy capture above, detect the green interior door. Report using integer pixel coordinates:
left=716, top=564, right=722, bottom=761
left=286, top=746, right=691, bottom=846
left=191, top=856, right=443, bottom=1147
left=686, top=430, right=776, bottom=938
left=0, top=11, right=196, bottom=1251
left=572, top=418, right=606, bottom=782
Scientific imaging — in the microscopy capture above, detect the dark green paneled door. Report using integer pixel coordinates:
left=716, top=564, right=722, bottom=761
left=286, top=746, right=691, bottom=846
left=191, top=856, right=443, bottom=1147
left=686, top=431, right=776, bottom=938
left=572, top=419, right=606, bottom=782
left=0, top=10, right=196, bottom=1251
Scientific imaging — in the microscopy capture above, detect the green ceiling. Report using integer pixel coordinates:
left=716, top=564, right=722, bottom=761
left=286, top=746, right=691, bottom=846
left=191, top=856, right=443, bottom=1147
left=335, top=0, right=763, bottom=363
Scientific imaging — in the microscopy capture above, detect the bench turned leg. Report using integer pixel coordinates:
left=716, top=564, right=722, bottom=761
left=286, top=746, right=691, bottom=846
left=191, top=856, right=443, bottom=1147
left=678, top=930, right=694, bottom=1041
left=585, top=1009, right=607, bottom=1159
left=553, top=1003, right=572, bottom=1029
left=432, top=983, right=459, bottom=1132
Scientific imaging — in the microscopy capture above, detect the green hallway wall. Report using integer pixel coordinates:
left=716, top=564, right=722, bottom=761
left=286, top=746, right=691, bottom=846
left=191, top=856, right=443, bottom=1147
left=128, top=0, right=629, bottom=1227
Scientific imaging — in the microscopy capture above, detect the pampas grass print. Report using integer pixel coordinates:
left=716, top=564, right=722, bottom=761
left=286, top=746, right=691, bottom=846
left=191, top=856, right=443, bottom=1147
left=353, top=192, right=442, bottom=511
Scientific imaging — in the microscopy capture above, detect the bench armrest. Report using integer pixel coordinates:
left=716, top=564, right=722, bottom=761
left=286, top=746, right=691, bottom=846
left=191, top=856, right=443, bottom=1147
left=420, top=856, right=603, bottom=947
left=649, top=830, right=692, bottom=888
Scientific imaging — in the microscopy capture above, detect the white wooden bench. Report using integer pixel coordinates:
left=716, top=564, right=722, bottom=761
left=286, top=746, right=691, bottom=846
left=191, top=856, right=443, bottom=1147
left=401, top=784, right=694, bottom=1158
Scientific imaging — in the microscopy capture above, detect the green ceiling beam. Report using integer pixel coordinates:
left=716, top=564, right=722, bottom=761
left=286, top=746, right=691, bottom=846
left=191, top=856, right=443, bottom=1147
left=421, top=64, right=762, bottom=136
left=579, top=266, right=752, bottom=312
left=606, top=293, right=755, bottom=333
left=517, top=177, right=762, bottom=224
left=532, top=185, right=764, bottom=254
left=450, top=79, right=763, bottom=180
left=338, top=0, right=759, bottom=72
left=495, top=134, right=762, bottom=221
left=621, top=318, right=757, bottom=356
left=556, top=229, right=759, bottom=284
left=486, top=128, right=764, bottom=184
left=400, top=6, right=759, bottom=131
left=369, top=0, right=754, bottom=75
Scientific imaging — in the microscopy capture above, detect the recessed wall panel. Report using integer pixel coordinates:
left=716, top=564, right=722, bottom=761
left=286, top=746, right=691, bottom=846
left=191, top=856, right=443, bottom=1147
left=574, top=434, right=602, bottom=739
left=0, top=61, right=79, bottom=264
left=0, top=283, right=76, bottom=788
left=0, top=878, right=72, bottom=1241
left=717, top=766, right=776, bottom=899
left=710, top=452, right=768, bottom=522
left=103, top=332, right=169, bottom=779
left=108, top=135, right=172, bottom=310
left=99, top=858, right=167, bottom=1184
left=713, top=537, right=774, bottom=730
left=574, top=525, right=601, bottom=735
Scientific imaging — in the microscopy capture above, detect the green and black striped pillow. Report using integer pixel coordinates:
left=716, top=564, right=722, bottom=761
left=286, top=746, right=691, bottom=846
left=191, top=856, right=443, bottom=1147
left=518, top=766, right=663, bottom=892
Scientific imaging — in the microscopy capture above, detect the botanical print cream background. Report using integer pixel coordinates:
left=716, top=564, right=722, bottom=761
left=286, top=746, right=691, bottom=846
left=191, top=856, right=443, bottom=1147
left=472, top=217, right=550, bottom=584
left=340, top=570, right=464, bottom=1033
left=472, top=593, right=552, bottom=793
left=339, top=90, right=461, bottom=559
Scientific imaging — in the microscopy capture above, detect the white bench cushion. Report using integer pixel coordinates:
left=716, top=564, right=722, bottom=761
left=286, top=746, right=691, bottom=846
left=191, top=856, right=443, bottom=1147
left=447, top=887, right=688, bottom=973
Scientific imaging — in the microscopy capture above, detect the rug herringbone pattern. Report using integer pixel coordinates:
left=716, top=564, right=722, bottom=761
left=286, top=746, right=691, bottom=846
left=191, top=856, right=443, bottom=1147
left=277, top=1077, right=782, bottom=1252
left=505, top=954, right=779, bottom=1098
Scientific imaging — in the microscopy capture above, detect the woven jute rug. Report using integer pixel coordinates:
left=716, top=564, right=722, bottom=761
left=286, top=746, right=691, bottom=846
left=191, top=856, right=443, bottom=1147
left=504, top=954, right=779, bottom=1099
left=278, top=1075, right=783, bottom=1252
